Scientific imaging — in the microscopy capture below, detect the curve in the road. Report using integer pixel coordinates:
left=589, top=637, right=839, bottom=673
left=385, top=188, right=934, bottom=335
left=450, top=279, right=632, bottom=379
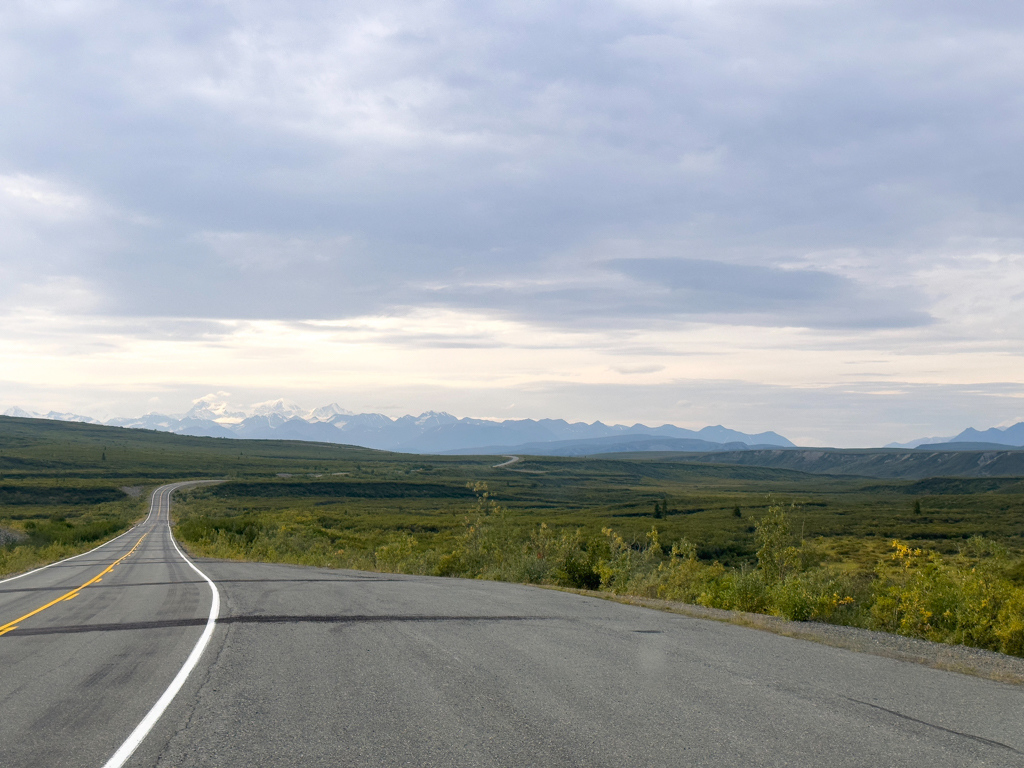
left=0, top=480, right=220, bottom=768
left=103, top=482, right=221, bottom=768
left=2, top=480, right=1024, bottom=768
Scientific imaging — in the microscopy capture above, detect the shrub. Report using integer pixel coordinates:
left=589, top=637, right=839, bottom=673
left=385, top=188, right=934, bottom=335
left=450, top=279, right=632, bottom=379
left=996, top=590, right=1024, bottom=657
left=867, top=538, right=1024, bottom=655
left=755, top=501, right=810, bottom=584
left=871, top=541, right=959, bottom=638
left=772, top=567, right=858, bottom=623
left=595, top=527, right=663, bottom=594
left=550, top=529, right=603, bottom=590
left=656, top=543, right=722, bottom=604
left=374, top=535, right=419, bottom=573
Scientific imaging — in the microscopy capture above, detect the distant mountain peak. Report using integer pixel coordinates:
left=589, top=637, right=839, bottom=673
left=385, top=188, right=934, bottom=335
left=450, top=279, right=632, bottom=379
left=951, top=422, right=1024, bottom=447
left=250, top=398, right=306, bottom=418
left=889, top=422, right=1024, bottom=449
left=306, top=403, right=354, bottom=421
left=2, top=399, right=796, bottom=455
left=413, top=411, right=458, bottom=426
left=3, top=406, right=100, bottom=424
left=3, top=406, right=36, bottom=418
left=184, top=398, right=247, bottom=424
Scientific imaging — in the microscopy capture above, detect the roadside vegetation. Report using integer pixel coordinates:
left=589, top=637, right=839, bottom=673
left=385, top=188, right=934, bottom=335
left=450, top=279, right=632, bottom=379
left=3, top=415, right=1024, bottom=656
left=173, top=480, right=1024, bottom=658
left=0, top=487, right=147, bottom=577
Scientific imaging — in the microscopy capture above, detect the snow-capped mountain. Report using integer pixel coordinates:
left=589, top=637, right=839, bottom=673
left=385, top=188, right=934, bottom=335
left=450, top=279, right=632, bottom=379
left=3, top=406, right=102, bottom=424
left=184, top=398, right=248, bottom=424
left=307, top=403, right=354, bottom=422
left=250, top=398, right=307, bottom=420
left=1, top=398, right=796, bottom=455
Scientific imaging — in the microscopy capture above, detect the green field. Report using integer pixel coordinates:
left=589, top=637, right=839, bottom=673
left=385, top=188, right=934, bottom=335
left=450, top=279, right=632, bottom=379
left=169, top=457, right=1024, bottom=570
left=3, top=414, right=1024, bottom=656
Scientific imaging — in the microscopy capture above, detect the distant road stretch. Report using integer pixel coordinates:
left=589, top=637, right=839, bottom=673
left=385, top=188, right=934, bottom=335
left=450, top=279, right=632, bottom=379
left=1, top=483, right=1022, bottom=767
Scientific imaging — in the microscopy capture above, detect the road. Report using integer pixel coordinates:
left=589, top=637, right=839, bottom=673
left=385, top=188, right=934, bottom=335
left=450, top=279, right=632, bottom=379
left=1, top=484, right=1022, bottom=767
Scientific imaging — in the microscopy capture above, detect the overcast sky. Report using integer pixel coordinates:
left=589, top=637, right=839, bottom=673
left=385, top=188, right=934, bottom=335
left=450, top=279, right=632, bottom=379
left=2, top=0, right=1023, bottom=445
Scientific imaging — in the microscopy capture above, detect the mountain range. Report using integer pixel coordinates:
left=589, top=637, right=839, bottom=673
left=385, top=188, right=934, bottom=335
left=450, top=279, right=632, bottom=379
left=442, top=435, right=786, bottom=457
left=7, top=398, right=1022, bottom=456
left=886, top=422, right=1024, bottom=449
left=2, top=398, right=794, bottom=455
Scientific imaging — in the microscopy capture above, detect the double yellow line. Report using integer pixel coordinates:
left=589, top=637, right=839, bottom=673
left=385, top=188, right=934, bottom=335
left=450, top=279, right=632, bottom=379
left=0, top=532, right=149, bottom=637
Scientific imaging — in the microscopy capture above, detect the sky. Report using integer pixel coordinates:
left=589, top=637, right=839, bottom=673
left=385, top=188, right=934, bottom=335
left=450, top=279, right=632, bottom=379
left=1, top=0, right=1023, bottom=446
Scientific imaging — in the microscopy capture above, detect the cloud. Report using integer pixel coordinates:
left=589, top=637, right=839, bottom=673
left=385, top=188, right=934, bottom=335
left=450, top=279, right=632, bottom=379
left=197, top=231, right=356, bottom=272
left=605, top=257, right=931, bottom=328
left=0, top=0, right=1023, bottom=441
left=0, top=2, right=1016, bottom=322
left=416, top=256, right=932, bottom=330
left=0, top=173, right=95, bottom=218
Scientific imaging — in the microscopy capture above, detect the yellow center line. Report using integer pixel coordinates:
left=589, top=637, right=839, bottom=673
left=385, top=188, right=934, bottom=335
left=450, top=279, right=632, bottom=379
left=0, top=532, right=149, bottom=637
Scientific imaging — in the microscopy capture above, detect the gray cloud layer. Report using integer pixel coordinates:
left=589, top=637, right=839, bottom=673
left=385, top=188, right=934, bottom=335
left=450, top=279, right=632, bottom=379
left=2, top=1, right=1023, bottom=330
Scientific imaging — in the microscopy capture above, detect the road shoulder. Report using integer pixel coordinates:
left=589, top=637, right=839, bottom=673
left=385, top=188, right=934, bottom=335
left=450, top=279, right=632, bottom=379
left=543, top=586, right=1024, bottom=685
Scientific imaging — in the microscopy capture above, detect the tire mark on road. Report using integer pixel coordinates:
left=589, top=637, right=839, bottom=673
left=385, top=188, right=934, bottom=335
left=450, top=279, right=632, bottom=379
left=844, top=697, right=1021, bottom=754
left=7, top=614, right=565, bottom=636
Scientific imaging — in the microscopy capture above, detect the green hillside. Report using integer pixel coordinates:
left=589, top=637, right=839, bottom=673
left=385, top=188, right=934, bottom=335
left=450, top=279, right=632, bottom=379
left=611, top=447, right=1024, bottom=479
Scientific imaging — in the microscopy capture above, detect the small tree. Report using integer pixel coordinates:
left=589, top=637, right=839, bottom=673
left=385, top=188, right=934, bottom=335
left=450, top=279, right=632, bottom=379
left=755, top=502, right=795, bottom=584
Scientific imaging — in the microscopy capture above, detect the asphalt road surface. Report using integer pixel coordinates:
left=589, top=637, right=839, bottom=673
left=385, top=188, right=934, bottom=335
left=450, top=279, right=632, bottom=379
left=1, top=484, right=1023, bottom=767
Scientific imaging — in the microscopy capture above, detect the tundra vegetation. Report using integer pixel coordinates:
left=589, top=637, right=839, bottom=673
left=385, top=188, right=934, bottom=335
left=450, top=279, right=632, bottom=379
left=172, top=484, right=1024, bottom=658
left=2, top=415, right=1024, bottom=656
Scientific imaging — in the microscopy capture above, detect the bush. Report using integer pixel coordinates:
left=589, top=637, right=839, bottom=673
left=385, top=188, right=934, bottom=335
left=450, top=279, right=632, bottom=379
left=996, top=591, right=1024, bottom=657
left=595, top=527, right=663, bottom=595
left=755, top=502, right=793, bottom=583
left=173, top=488, right=1024, bottom=659
left=772, top=567, right=859, bottom=623
left=550, top=529, right=603, bottom=589
left=374, top=535, right=419, bottom=573
left=657, top=550, right=715, bottom=603
left=868, top=538, right=1024, bottom=655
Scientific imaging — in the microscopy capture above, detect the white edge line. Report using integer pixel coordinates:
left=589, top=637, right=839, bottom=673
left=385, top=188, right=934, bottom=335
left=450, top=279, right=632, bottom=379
left=0, top=487, right=163, bottom=586
left=102, top=481, right=221, bottom=768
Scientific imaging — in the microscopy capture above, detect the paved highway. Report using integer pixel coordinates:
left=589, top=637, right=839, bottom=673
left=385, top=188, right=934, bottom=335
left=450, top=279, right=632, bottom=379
left=1, top=484, right=1023, bottom=767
